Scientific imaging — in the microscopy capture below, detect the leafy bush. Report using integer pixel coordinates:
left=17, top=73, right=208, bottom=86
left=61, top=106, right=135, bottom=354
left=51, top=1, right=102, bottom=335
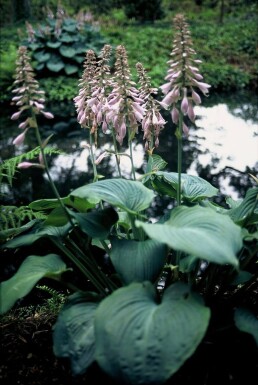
left=0, top=13, right=257, bottom=385
left=22, top=8, right=107, bottom=77
left=122, top=0, right=164, bottom=21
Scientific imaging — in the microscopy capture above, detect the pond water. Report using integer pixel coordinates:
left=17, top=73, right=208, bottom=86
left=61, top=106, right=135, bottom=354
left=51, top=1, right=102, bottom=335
left=0, top=90, right=257, bottom=209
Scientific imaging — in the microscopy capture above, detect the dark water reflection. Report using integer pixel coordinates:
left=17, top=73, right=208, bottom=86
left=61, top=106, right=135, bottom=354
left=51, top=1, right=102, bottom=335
left=0, top=91, right=257, bottom=212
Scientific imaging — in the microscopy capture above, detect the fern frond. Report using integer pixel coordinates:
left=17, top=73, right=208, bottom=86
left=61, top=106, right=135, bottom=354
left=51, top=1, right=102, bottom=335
left=0, top=146, right=64, bottom=188
left=0, top=205, right=46, bottom=231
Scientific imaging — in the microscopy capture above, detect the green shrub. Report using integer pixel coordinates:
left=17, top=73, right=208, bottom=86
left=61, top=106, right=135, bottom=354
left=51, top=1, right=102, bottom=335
left=22, top=9, right=107, bottom=77
left=123, top=0, right=164, bottom=21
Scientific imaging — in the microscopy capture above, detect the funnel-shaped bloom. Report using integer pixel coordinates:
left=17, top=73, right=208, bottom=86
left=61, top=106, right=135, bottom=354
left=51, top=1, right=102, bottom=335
left=160, top=14, right=211, bottom=135
left=11, top=46, right=54, bottom=146
left=136, top=62, right=166, bottom=151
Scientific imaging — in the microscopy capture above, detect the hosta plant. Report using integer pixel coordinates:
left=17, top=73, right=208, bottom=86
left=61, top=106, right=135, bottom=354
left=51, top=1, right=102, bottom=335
left=22, top=4, right=107, bottom=76
left=1, top=14, right=257, bottom=385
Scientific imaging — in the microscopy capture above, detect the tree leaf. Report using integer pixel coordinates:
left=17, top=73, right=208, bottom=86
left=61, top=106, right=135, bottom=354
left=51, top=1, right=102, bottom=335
left=70, top=207, right=118, bottom=239
left=0, top=254, right=67, bottom=314
left=136, top=206, right=242, bottom=267
left=110, top=238, right=167, bottom=284
left=71, top=179, right=155, bottom=214
left=234, top=308, right=258, bottom=346
left=53, top=292, right=99, bottom=375
left=152, top=172, right=218, bottom=202
left=95, top=281, right=210, bottom=384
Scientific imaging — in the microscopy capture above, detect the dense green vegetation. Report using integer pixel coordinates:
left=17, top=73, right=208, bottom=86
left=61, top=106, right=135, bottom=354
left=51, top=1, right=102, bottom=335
left=0, top=0, right=257, bottom=103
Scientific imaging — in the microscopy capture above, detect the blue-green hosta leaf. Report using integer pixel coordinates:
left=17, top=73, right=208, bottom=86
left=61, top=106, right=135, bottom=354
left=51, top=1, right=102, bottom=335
left=0, top=254, right=67, bottom=314
left=33, top=51, right=51, bottom=62
left=143, top=155, right=168, bottom=186
left=230, top=271, right=253, bottom=286
left=64, top=63, right=79, bottom=75
left=46, top=41, right=62, bottom=48
left=46, top=59, right=65, bottom=72
left=136, top=206, right=242, bottom=267
left=29, top=196, right=98, bottom=212
left=3, top=223, right=72, bottom=248
left=59, top=45, right=76, bottom=58
left=234, top=308, right=258, bottom=346
left=70, top=208, right=118, bottom=239
left=110, top=238, right=167, bottom=284
left=153, top=172, right=218, bottom=202
left=95, top=282, right=210, bottom=385
left=53, top=292, right=99, bottom=375
left=227, top=187, right=258, bottom=225
left=71, top=179, right=155, bottom=214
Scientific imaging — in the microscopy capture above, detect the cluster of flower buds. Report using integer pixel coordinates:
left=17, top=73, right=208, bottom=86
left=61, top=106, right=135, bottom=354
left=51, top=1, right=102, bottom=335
left=74, top=45, right=113, bottom=144
left=105, top=45, right=145, bottom=145
left=11, top=46, right=54, bottom=148
left=160, top=14, right=211, bottom=136
left=74, top=49, right=98, bottom=133
left=25, top=21, right=35, bottom=43
left=136, top=62, right=166, bottom=150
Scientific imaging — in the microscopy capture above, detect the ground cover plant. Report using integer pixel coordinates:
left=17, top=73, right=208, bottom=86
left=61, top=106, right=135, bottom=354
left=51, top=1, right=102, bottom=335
left=0, top=11, right=258, bottom=385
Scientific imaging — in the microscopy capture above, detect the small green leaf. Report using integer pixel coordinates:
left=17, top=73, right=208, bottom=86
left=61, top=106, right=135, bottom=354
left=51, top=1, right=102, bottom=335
left=95, top=282, right=210, bottom=384
left=234, top=308, right=258, bottom=346
left=0, top=254, right=67, bottom=314
left=136, top=206, right=242, bottom=267
left=53, top=292, right=99, bottom=375
left=71, top=179, right=155, bottom=214
left=110, top=238, right=167, bottom=284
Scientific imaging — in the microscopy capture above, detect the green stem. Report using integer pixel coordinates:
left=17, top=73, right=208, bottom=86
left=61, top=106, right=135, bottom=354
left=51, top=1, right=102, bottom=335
left=129, top=139, right=136, bottom=180
left=177, top=112, right=183, bottom=206
left=32, top=111, right=74, bottom=229
left=89, top=133, right=98, bottom=182
left=111, top=126, right=122, bottom=178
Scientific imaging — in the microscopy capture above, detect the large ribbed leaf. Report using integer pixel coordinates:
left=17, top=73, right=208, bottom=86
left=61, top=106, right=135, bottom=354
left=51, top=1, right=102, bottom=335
left=71, top=208, right=118, bottom=239
left=234, top=308, right=258, bottom=346
left=95, top=282, right=210, bottom=385
left=228, top=187, right=258, bottom=225
left=71, top=179, right=155, bottom=214
left=136, top=206, right=242, bottom=267
left=110, top=238, right=167, bottom=284
left=152, top=172, right=218, bottom=202
left=0, top=254, right=66, bottom=314
left=53, top=293, right=99, bottom=375
left=3, top=223, right=72, bottom=248
left=29, top=196, right=98, bottom=212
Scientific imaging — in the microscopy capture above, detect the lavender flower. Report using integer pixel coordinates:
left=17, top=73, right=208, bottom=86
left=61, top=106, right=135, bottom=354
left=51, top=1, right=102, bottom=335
left=136, top=62, right=166, bottom=151
left=160, top=14, right=211, bottom=136
left=74, top=45, right=113, bottom=144
left=11, top=46, right=54, bottom=146
left=106, top=45, right=144, bottom=145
